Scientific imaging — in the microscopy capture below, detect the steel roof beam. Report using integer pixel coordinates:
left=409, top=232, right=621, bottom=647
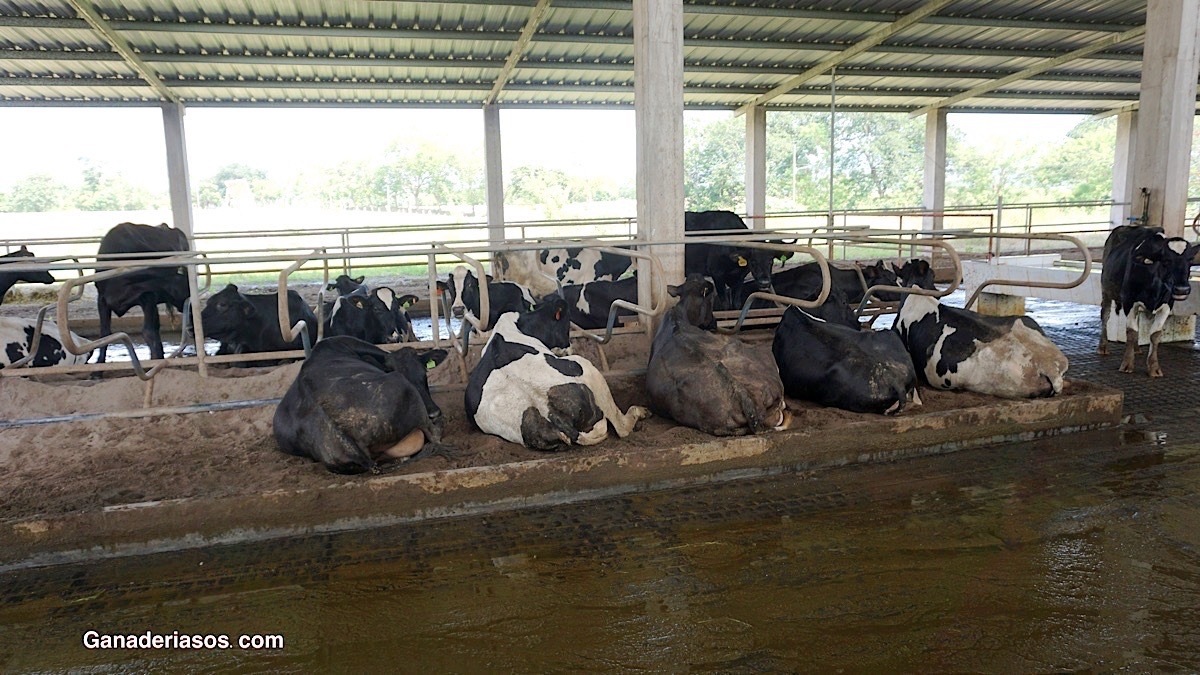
left=911, top=24, right=1146, bottom=115
left=485, top=0, right=552, bottom=104
left=59, top=0, right=180, bottom=103
left=736, top=0, right=956, bottom=114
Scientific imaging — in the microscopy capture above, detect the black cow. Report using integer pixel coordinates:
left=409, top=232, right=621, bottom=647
left=559, top=276, right=638, bottom=329
left=437, top=265, right=535, bottom=329
left=684, top=210, right=775, bottom=310
left=773, top=306, right=918, bottom=414
left=95, top=223, right=191, bottom=363
left=1099, top=226, right=1200, bottom=377
left=894, top=258, right=935, bottom=290
left=327, top=274, right=366, bottom=296
left=465, top=298, right=647, bottom=450
left=373, top=287, right=419, bottom=343
left=200, top=284, right=317, bottom=357
left=646, top=274, right=789, bottom=436
left=769, top=259, right=902, bottom=305
left=324, top=291, right=393, bottom=345
left=896, top=294, right=1067, bottom=399
left=0, top=246, right=55, bottom=306
left=273, top=336, right=451, bottom=474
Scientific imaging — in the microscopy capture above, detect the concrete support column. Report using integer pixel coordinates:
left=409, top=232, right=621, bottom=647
left=745, top=105, right=767, bottom=230
left=1110, top=110, right=1139, bottom=227
left=1133, top=0, right=1200, bottom=236
left=160, top=102, right=207, bottom=376
left=483, top=104, right=505, bottom=247
left=633, top=0, right=684, bottom=312
left=922, top=108, right=947, bottom=231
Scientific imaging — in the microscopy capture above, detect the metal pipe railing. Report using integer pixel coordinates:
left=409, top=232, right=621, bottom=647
left=275, top=249, right=330, bottom=358
left=952, top=232, right=1094, bottom=310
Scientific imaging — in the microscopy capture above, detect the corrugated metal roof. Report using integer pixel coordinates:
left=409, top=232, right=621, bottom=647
left=0, top=0, right=1168, bottom=113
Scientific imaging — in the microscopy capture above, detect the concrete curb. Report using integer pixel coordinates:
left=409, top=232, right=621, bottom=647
left=0, top=383, right=1123, bottom=572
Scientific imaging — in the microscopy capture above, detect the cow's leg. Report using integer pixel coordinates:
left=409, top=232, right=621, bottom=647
left=1098, top=297, right=1111, bottom=355
left=140, top=294, right=164, bottom=360
left=1147, top=329, right=1164, bottom=378
left=96, top=293, right=112, bottom=364
left=1119, top=327, right=1138, bottom=373
left=584, top=369, right=650, bottom=438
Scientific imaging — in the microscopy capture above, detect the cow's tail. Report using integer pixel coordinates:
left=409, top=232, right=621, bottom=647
left=715, top=362, right=771, bottom=434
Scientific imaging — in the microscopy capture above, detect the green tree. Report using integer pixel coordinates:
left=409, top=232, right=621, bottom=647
left=3, top=174, right=69, bottom=212
left=1034, top=118, right=1116, bottom=202
left=375, top=142, right=455, bottom=210
left=685, top=115, right=744, bottom=211
left=947, top=134, right=1043, bottom=206
left=508, top=166, right=572, bottom=216
left=196, top=163, right=280, bottom=207
left=74, top=159, right=159, bottom=211
left=834, top=113, right=924, bottom=207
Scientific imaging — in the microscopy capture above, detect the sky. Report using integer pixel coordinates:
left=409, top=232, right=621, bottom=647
left=0, top=106, right=1087, bottom=193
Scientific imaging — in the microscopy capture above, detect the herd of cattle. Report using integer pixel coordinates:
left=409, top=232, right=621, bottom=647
left=0, top=218, right=1197, bottom=475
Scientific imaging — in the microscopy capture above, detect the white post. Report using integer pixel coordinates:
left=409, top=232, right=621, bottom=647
left=483, top=104, right=506, bottom=248
left=745, top=104, right=767, bottom=230
left=1133, top=0, right=1200, bottom=237
left=161, top=102, right=207, bottom=376
left=922, top=108, right=947, bottom=232
left=1111, top=110, right=1139, bottom=228
left=634, top=0, right=684, bottom=316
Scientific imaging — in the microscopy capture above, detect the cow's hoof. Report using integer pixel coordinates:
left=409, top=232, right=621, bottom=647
left=1119, top=363, right=1135, bottom=374
left=1149, top=368, right=1164, bottom=378
left=1097, top=345, right=1108, bottom=356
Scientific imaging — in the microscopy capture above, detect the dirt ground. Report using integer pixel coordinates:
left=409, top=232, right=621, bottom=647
left=0, top=321, right=1093, bottom=522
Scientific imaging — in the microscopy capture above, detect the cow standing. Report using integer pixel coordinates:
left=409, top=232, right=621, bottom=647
left=0, top=246, right=55, bottom=306
left=684, top=210, right=775, bottom=310
left=95, top=223, right=191, bottom=364
left=274, top=336, right=451, bottom=474
left=773, top=306, right=918, bottom=414
left=465, top=298, right=649, bottom=451
left=494, top=247, right=632, bottom=298
left=647, top=274, right=789, bottom=435
left=1099, top=226, right=1200, bottom=377
left=896, top=294, right=1067, bottom=399
left=200, top=284, right=317, bottom=357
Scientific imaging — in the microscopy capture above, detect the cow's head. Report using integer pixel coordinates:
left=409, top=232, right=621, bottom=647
left=668, top=274, right=718, bottom=330
left=515, top=296, right=571, bottom=350
left=892, top=258, right=935, bottom=290
left=327, top=291, right=394, bottom=344
left=327, top=274, right=366, bottom=295
left=200, top=284, right=252, bottom=337
left=729, top=248, right=775, bottom=291
left=1, top=246, right=55, bottom=285
left=1132, top=233, right=1200, bottom=303
left=372, top=287, right=419, bottom=343
left=387, top=347, right=449, bottom=426
left=860, top=260, right=901, bottom=301
left=436, top=266, right=481, bottom=319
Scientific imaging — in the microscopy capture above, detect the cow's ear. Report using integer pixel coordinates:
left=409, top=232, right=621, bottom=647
left=485, top=274, right=494, bottom=283
left=353, top=275, right=365, bottom=285
left=891, top=262, right=902, bottom=274
left=435, top=280, right=447, bottom=292
left=420, top=349, right=448, bottom=369
left=667, top=284, right=680, bottom=298
left=399, top=294, right=418, bottom=308
left=18, top=245, right=28, bottom=252
left=226, top=283, right=238, bottom=292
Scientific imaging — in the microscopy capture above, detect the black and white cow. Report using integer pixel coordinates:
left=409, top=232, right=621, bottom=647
left=896, top=294, right=1067, bottom=399
left=893, top=258, right=936, bottom=291
left=437, top=265, right=535, bottom=329
left=559, top=276, right=638, bottom=330
left=684, top=210, right=776, bottom=310
left=465, top=297, right=649, bottom=451
left=273, top=336, right=451, bottom=474
left=324, top=292, right=394, bottom=345
left=0, top=246, right=55, bottom=306
left=646, top=274, right=789, bottom=435
left=95, top=223, right=191, bottom=364
left=0, top=317, right=91, bottom=368
left=773, top=306, right=918, bottom=414
left=326, top=274, right=367, bottom=296
left=200, top=284, right=318, bottom=356
left=373, top=286, right=419, bottom=343
left=493, top=247, right=632, bottom=298
left=1099, top=226, right=1200, bottom=377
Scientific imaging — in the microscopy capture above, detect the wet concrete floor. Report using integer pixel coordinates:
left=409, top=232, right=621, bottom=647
left=3, top=297, right=1200, bottom=671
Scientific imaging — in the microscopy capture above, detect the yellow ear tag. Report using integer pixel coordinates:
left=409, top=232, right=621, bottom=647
left=737, top=256, right=748, bottom=267
left=426, top=360, right=437, bottom=370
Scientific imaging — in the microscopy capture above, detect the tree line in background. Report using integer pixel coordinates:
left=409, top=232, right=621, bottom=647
left=4, top=113, right=1197, bottom=216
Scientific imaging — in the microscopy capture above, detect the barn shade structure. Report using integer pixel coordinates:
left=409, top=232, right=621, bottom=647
left=1, top=0, right=1198, bottom=266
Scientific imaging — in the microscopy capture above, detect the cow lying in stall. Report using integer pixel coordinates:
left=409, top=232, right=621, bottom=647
left=466, top=297, right=649, bottom=450
left=647, top=274, right=789, bottom=435
left=772, top=305, right=919, bottom=414
left=1099, top=226, right=1200, bottom=377
left=438, top=265, right=535, bottom=329
left=0, top=246, right=55, bottom=306
left=323, top=274, right=419, bottom=344
left=559, top=276, right=638, bottom=330
left=896, top=294, right=1067, bottom=399
left=274, top=336, right=451, bottom=474
left=493, top=247, right=632, bottom=298
left=95, top=223, right=192, bottom=364
left=0, top=317, right=92, bottom=368
left=200, top=284, right=318, bottom=358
